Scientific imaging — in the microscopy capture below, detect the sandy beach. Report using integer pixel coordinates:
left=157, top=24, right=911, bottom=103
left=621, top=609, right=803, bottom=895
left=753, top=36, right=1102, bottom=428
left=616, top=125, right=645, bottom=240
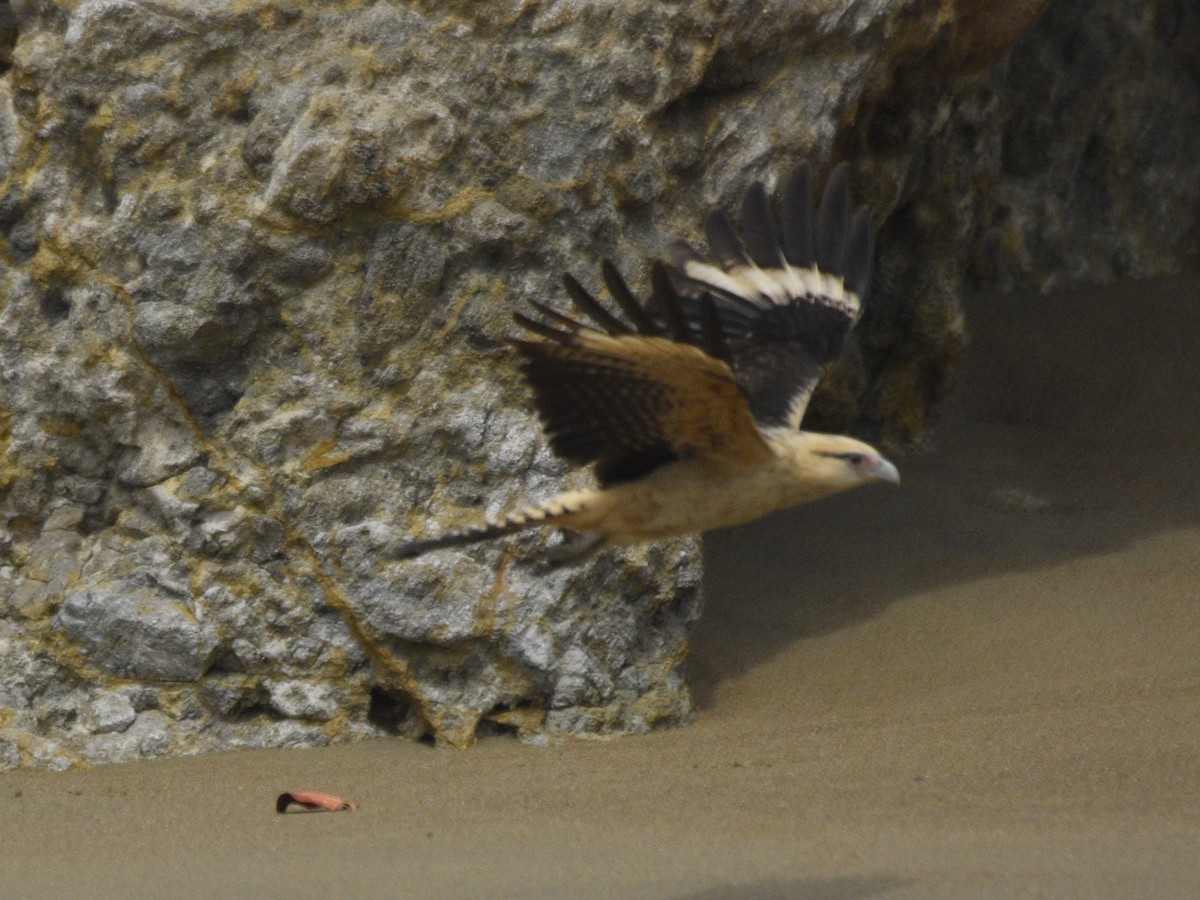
left=3, top=275, right=1199, bottom=898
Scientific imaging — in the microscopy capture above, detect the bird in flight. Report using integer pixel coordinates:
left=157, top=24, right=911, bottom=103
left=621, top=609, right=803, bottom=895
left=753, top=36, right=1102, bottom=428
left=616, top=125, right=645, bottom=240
left=391, top=161, right=899, bottom=564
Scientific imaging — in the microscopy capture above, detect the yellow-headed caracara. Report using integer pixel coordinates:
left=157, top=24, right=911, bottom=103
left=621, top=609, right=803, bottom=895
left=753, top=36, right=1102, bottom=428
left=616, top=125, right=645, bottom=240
left=391, top=162, right=899, bottom=564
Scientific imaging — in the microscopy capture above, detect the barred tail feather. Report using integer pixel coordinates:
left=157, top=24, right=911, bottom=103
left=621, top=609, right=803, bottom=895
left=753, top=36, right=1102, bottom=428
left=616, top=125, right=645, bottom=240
left=387, top=519, right=528, bottom=560
left=388, top=493, right=595, bottom=561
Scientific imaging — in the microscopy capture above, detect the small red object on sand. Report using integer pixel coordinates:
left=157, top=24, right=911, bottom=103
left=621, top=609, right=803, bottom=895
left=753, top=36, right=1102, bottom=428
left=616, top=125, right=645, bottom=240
left=276, top=791, right=358, bottom=813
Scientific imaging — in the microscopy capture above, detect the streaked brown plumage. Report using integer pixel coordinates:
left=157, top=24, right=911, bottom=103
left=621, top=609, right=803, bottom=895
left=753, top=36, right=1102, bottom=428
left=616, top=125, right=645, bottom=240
left=391, top=161, right=899, bottom=564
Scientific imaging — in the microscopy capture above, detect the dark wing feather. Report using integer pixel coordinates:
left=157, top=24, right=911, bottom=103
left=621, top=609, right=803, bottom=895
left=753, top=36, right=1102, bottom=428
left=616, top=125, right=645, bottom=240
left=649, top=261, right=696, bottom=345
left=815, top=162, right=850, bottom=276
left=665, top=161, right=874, bottom=429
left=780, top=163, right=816, bottom=268
left=561, top=274, right=629, bottom=335
left=601, top=260, right=659, bottom=335
left=704, top=209, right=751, bottom=270
left=843, top=207, right=874, bottom=300
left=740, top=182, right=786, bottom=269
left=510, top=331, right=769, bottom=487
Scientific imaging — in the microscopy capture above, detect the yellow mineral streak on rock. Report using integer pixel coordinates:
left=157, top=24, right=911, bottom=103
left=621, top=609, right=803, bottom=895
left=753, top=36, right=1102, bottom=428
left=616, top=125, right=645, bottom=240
left=431, top=283, right=489, bottom=343
left=303, top=437, right=352, bottom=473
left=484, top=704, right=546, bottom=738
left=292, top=527, right=432, bottom=730
left=37, top=418, right=83, bottom=440
left=399, top=185, right=494, bottom=224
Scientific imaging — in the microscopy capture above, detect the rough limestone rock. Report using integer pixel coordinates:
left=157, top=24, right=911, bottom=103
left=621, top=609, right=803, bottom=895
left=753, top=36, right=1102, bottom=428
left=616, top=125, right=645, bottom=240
left=1, top=0, right=1197, bottom=769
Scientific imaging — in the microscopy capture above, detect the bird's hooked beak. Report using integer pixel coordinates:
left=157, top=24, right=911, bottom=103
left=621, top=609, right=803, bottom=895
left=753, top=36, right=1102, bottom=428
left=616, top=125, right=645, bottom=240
left=873, top=457, right=901, bottom=485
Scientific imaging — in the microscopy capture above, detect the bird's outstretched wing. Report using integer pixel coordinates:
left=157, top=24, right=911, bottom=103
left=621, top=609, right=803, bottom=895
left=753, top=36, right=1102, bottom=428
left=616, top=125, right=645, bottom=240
left=511, top=271, right=771, bottom=488
left=664, top=162, right=874, bottom=430
left=511, top=160, right=872, bottom=485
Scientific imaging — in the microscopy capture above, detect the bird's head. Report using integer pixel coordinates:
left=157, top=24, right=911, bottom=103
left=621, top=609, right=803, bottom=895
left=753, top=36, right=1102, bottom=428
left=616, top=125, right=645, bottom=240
left=782, top=432, right=901, bottom=494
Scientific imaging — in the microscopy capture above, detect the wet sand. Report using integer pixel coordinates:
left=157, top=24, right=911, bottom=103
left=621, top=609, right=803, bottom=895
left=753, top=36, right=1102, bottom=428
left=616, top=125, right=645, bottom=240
left=3, top=276, right=1199, bottom=898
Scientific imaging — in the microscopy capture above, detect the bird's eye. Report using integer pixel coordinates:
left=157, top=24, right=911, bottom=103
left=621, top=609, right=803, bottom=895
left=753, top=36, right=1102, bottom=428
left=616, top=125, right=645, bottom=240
left=845, top=453, right=866, bottom=467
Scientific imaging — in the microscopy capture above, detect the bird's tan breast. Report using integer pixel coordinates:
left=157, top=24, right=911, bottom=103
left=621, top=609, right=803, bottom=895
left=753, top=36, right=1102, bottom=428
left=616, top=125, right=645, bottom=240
left=596, top=457, right=827, bottom=543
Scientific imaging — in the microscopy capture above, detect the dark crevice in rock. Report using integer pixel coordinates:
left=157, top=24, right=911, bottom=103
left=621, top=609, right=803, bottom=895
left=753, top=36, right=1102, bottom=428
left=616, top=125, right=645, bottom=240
left=366, top=687, right=410, bottom=733
left=0, top=6, right=16, bottom=75
left=0, top=192, right=38, bottom=263
left=366, top=688, right=432, bottom=742
left=38, top=285, right=70, bottom=321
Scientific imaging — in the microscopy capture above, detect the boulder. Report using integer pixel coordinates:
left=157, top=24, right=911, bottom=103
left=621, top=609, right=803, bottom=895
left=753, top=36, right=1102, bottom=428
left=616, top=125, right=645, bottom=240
left=0, top=0, right=1195, bottom=768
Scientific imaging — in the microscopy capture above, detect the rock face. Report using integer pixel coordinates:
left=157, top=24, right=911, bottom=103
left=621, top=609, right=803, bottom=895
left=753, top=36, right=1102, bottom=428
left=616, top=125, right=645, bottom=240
left=1, top=0, right=1196, bottom=769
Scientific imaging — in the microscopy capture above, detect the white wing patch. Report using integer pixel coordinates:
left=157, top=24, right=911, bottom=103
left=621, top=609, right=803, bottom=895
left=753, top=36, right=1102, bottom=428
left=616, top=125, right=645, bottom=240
left=679, top=259, right=861, bottom=323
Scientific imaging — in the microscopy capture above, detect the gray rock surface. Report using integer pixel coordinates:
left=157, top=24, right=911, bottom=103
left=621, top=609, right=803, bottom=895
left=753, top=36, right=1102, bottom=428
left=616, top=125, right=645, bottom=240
left=0, top=0, right=1196, bottom=768
left=55, top=585, right=222, bottom=681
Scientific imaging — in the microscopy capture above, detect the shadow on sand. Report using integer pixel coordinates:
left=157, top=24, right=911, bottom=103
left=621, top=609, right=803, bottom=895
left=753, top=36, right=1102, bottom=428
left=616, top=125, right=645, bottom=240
left=690, top=274, right=1200, bottom=707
